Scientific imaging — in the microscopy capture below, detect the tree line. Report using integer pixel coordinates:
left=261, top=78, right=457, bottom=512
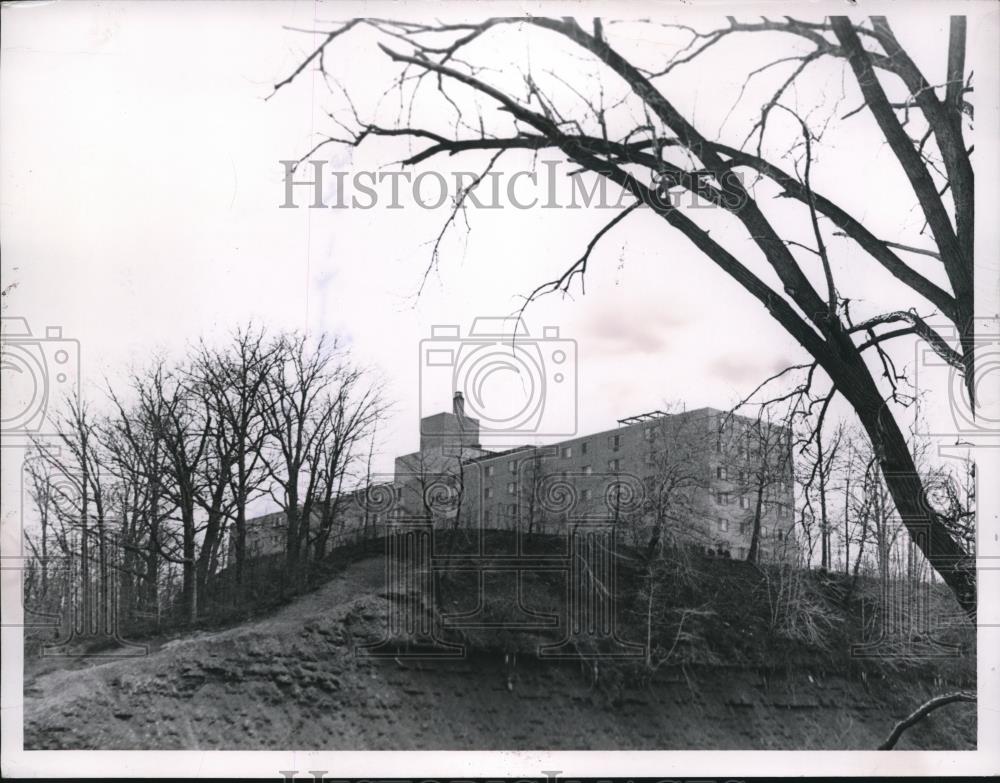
left=23, top=326, right=384, bottom=633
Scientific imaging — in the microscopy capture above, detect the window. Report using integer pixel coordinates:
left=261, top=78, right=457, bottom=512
left=395, top=487, right=402, bottom=501
left=608, top=458, right=621, bottom=471
left=485, top=487, right=494, bottom=499
left=509, top=503, right=517, bottom=516
left=581, top=441, right=588, bottom=455
left=738, top=547, right=747, bottom=559
left=718, top=518, right=729, bottom=533
left=715, top=492, right=729, bottom=505
left=582, top=465, right=592, bottom=475
left=485, top=465, right=495, bottom=477
left=716, top=466, right=728, bottom=480
left=777, top=529, right=784, bottom=541
left=610, top=434, right=621, bottom=451
left=509, top=460, right=517, bottom=473
left=507, top=482, right=516, bottom=495
left=715, top=440, right=722, bottom=454
left=561, top=446, right=573, bottom=459
left=581, top=488, right=591, bottom=501
left=740, top=495, right=750, bottom=510
left=485, top=509, right=492, bottom=523
left=761, top=525, right=769, bottom=537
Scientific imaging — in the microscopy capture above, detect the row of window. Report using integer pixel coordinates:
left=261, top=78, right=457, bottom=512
left=485, top=457, right=622, bottom=479
left=487, top=456, right=789, bottom=483
left=482, top=441, right=594, bottom=478
left=714, top=465, right=789, bottom=490
left=485, top=484, right=597, bottom=501
left=480, top=433, right=663, bottom=474
left=715, top=492, right=791, bottom=518
left=716, top=492, right=752, bottom=509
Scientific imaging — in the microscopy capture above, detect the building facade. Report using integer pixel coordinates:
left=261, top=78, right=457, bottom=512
left=236, top=393, right=798, bottom=563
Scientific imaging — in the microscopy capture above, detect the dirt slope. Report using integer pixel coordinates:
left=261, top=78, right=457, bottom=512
left=23, top=555, right=975, bottom=750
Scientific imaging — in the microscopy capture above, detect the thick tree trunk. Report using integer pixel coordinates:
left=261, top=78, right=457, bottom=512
left=143, top=536, right=159, bottom=613
left=840, top=362, right=976, bottom=621
left=285, top=485, right=300, bottom=575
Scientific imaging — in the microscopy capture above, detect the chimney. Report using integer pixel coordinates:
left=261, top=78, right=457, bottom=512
left=453, top=391, right=465, bottom=417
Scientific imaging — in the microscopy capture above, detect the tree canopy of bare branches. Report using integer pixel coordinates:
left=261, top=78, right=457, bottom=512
left=271, top=14, right=978, bottom=619
left=25, top=325, right=385, bottom=629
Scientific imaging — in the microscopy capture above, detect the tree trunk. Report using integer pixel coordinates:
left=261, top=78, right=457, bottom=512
left=843, top=469, right=852, bottom=577
left=182, top=507, right=197, bottom=623
left=234, top=452, right=253, bottom=588
left=234, top=506, right=247, bottom=587
left=747, top=476, right=765, bottom=564
left=285, top=485, right=300, bottom=575
left=848, top=381, right=976, bottom=621
left=818, top=441, right=829, bottom=571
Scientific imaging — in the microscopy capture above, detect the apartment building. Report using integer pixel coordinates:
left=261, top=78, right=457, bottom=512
left=236, top=392, right=797, bottom=563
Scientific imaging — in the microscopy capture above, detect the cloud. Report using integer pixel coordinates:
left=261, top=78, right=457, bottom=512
left=574, top=292, right=695, bottom=358
left=708, top=353, right=798, bottom=388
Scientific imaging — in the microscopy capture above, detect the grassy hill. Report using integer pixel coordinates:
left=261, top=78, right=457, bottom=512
left=23, top=530, right=975, bottom=750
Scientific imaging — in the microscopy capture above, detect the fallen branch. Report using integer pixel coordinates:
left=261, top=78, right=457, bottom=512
left=878, top=691, right=976, bottom=750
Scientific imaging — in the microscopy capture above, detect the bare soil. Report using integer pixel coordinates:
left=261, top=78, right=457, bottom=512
left=23, top=554, right=975, bottom=750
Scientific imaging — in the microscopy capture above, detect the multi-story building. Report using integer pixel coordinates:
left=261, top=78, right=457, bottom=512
left=236, top=392, right=798, bottom=563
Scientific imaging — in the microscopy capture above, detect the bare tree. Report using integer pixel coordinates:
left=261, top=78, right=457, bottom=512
left=800, top=421, right=845, bottom=571
left=106, top=370, right=178, bottom=616
left=128, top=362, right=212, bottom=623
left=395, top=447, right=467, bottom=531
left=639, top=412, right=710, bottom=560
left=101, top=402, right=164, bottom=616
left=307, top=366, right=385, bottom=561
left=32, top=394, right=114, bottom=632
left=516, top=448, right=547, bottom=535
left=192, top=326, right=278, bottom=588
left=271, top=15, right=977, bottom=618
left=726, top=410, right=793, bottom=565
left=23, top=456, right=58, bottom=611
left=261, top=332, right=339, bottom=577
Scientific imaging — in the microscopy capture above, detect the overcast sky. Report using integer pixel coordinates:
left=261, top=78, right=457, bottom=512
left=2, top=0, right=996, bottom=485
